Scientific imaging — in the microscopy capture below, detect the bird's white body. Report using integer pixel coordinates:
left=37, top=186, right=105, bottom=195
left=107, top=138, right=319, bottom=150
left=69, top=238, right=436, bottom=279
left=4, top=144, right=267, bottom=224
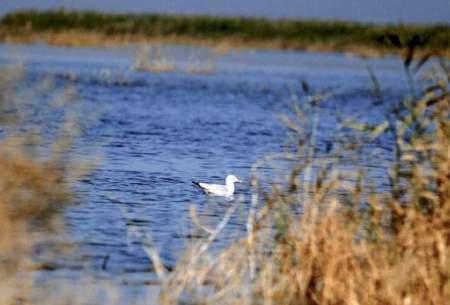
left=195, top=175, right=241, bottom=197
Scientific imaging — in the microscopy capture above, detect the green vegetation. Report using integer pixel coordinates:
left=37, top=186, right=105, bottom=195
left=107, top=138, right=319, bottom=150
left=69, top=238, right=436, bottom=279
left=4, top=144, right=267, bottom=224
left=0, top=10, right=449, bottom=56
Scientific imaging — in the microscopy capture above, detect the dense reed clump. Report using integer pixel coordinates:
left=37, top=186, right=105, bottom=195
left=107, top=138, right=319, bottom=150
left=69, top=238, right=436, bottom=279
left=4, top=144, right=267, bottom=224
left=0, top=67, right=88, bottom=304
left=146, top=52, right=450, bottom=304
left=1, top=10, right=449, bottom=56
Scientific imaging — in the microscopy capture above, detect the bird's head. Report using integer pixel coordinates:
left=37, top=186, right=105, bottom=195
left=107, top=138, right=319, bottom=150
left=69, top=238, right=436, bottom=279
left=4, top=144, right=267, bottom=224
left=226, top=174, right=241, bottom=184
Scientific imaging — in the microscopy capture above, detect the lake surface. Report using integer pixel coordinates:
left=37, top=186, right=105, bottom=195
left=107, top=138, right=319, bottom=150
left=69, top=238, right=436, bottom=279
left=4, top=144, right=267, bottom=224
left=0, top=43, right=411, bottom=292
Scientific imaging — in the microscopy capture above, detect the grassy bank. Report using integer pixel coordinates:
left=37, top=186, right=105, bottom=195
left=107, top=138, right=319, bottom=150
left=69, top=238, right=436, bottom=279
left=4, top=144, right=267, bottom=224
left=0, top=10, right=449, bottom=56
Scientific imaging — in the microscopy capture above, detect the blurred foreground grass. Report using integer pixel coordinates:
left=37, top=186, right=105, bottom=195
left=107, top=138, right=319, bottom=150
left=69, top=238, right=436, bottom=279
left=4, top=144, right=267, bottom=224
left=0, top=66, right=91, bottom=304
left=146, top=51, right=450, bottom=305
left=0, top=38, right=449, bottom=305
left=0, top=10, right=449, bottom=57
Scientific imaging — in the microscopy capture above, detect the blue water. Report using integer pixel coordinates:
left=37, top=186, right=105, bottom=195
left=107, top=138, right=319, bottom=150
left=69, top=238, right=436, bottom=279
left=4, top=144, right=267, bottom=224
left=0, top=43, right=412, bottom=284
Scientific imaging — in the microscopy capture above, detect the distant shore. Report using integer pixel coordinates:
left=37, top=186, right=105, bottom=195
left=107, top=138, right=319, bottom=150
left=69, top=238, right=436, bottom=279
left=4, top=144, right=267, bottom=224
left=1, top=10, right=449, bottom=57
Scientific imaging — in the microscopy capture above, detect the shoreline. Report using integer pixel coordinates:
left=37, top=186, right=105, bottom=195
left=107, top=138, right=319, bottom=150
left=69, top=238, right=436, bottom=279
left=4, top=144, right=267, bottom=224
left=1, top=10, right=448, bottom=58
left=1, top=30, right=447, bottom=59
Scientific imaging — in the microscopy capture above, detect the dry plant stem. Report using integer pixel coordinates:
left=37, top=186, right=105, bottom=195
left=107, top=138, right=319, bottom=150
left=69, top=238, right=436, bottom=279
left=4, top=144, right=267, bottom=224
left=191, top=201, right=238, bottom=266
left=189, top=206, right=215, bottom=235
left=247, top=172, right=259, bottom=282
left=143, top=239, right=168, bottom=281
left=303, top=107, right=319, bottom=204
left=145, top=200, right=239, bottom=304
left=150, top=57, right=450, bottom=305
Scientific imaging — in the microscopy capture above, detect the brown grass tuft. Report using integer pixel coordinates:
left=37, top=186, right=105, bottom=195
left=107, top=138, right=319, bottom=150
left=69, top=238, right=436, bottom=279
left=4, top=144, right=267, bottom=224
left=147, top=54, right=450, bottom=305
left=0, top=67, right=89, bottom=304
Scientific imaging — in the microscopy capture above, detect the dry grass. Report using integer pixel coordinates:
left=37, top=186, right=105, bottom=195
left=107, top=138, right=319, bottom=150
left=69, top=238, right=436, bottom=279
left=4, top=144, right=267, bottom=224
left=146, top=54, right=450, bottom=305
left=0, top=33, right=448, bottom=305
left=0, top=67, right=90, bottom=304
left=3, top=29, right=449, bottom=59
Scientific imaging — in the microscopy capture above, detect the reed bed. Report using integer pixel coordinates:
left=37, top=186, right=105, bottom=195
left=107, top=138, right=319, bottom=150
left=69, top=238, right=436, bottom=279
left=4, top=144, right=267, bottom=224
left=146, top=49, right=450, bottom=305
left=1, top=10, right=449, bottom=57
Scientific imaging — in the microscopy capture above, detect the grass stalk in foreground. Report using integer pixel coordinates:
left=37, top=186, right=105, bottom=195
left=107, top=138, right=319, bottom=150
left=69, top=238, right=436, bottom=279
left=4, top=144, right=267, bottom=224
left=145, top=54, right=450, bottom=305
left=0, top=67, right=90, bottom=305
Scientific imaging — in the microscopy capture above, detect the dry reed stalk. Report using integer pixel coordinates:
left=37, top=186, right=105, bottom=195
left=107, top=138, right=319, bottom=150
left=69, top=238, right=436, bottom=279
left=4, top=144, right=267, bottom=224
left=146, top=51, right=450, bottom=305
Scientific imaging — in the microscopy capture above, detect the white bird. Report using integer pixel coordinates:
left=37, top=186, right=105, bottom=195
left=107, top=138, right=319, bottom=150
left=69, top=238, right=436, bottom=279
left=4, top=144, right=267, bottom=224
left=193, top=175, right=242, bottom=197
